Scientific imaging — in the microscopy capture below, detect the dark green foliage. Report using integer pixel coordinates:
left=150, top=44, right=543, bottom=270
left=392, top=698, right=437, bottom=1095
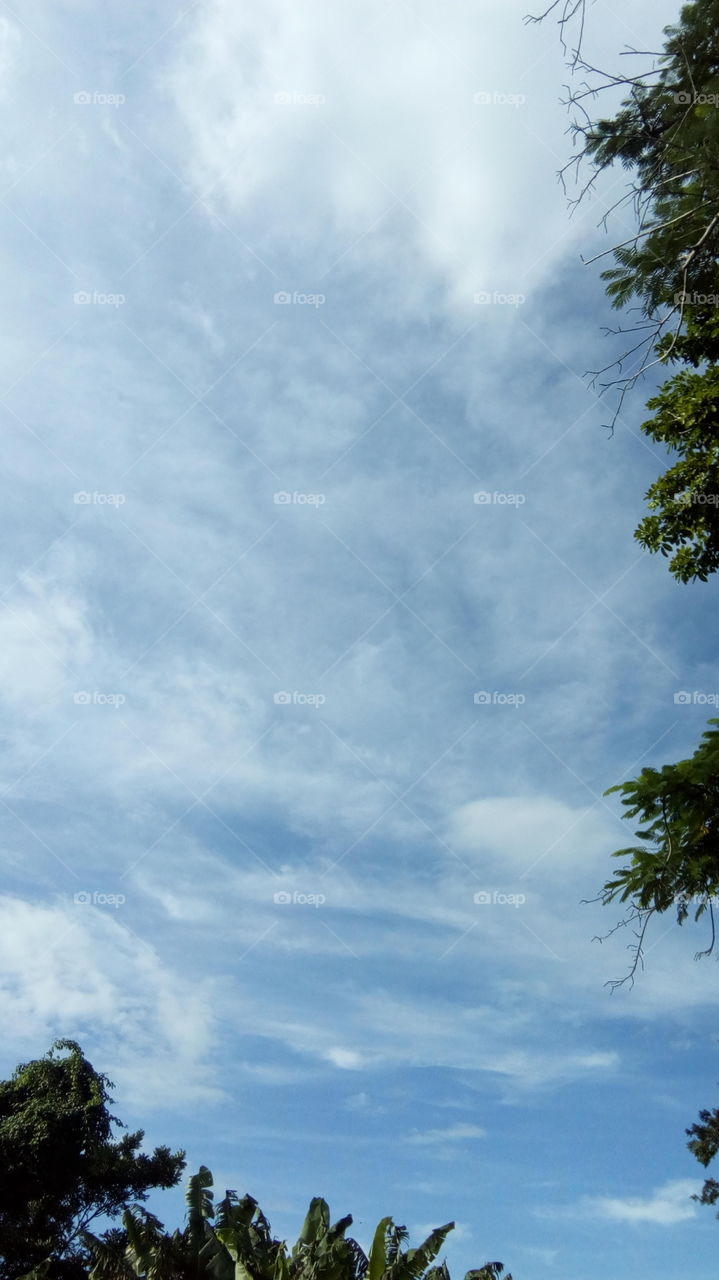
left=0, top=1040, right=184, bottom=1280
left=634, top=311, right=719, bottom=580
left=84, top=1167, right=512, bottom=1280
left=687, top=1107, right=719, bottom=1206
left=545, top=0, right=719, bottom=579
left=601, top=721, right=719, bottom=973
left=0, top=1046, right=511, bottom=1280
left=583, top=1, right=719, bottom=317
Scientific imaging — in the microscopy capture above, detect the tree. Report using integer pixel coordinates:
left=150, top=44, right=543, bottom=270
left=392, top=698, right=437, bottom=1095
left=633, top=308, right=719, bottom=581
left=84, top=1166, right=512, bottom=1280
left=580, top=0, right=719, bottom=323
left=528, top=0, right=719, bottom=578
left=598, top=714, right=719, bottom=1209
left=531, top=0, right=719, bottom=1220
left=686, top=1106, right=719, bottom=1209
left=0, top=1040, right=185, bottom=1280
left=596, top=718, right=719, bottom=985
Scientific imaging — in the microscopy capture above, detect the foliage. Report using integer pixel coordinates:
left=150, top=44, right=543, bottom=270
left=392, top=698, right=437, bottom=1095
left=83, top=1167, right=512, bottom=1280
left=583, top=0, right=719, bottom=319
left=599, top=719, right=719, bottom=983
left=531, top=0, right=719, bottom=578
left=0, top=1040, right=184, bottom=1280
left=633, top=309, right=719, bottom=581
left=583, top=0, right=719, bottom=546
left=687, top=1106, right=719, bottom=1207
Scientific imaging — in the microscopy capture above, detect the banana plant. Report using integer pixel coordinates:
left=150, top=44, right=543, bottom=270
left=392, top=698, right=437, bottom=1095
left=82, top=1168, right=512, bottom=1280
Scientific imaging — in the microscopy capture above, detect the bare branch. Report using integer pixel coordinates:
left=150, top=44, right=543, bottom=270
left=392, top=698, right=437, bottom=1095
left=605, top=907, right=655, bottom=991
left=524, top=0, right=587, bottom=67
left=695, top=899, right=716, bottom=962
left=580, top=204, right=710, bottom=266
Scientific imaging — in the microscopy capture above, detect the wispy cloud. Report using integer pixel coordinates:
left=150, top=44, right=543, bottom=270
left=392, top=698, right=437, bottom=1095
left=0, top=2, right=711, bottom=1277
left=405, top=1124, right=486, bottom=1145
left=582, top=1180, right=700, bottom=1226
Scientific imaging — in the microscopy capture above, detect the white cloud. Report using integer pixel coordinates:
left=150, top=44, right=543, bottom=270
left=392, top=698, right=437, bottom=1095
left=584, top=1179, right=700, bottom=1226
left=446, top=796, right=614, bottom=878
left=405, top=1124, right=486, bottom=1144
left=0, top=896, right=221, bottom=1108
left=0, top=7, right=713, bottom=1275
left=167, top=0, right=580, bottom=307
left=168, top=0, right=681, bottom=316
left=0, top=567, right=93, bottom=709
left=324, top=1047, right=367, bottom=1070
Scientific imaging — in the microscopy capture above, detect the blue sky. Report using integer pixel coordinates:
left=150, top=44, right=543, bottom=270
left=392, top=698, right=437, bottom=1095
left=1, top=0, right=719, bottom=1276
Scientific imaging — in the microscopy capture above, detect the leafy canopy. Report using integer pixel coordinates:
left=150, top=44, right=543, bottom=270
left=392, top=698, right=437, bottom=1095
left=600, top=719, right=719, bottom=983
left=584, top=0, right=719, bottom=317
left=82, top=1166, right=512, bottom=1280
left=0, top=1040, right=184, bottom=1280
left=634, top=309, right=719, bottom=581
left=533, top=0, right=719, bottom=578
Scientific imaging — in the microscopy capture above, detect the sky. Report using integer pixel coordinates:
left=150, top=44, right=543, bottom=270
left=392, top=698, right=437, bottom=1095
left=1, top=1, right=719, bottom=1277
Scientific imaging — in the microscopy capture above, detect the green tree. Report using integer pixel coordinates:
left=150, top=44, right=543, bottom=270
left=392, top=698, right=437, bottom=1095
left=533, top=0, right=719, bottom=1216
left=530, top=0, right=719, bottom=578
left=531, top=0, right=719, bottom=334
left=84, top=1167, right=512, bottom=1280
left=633, top=308, right=719, bottom=581
left=598, top=718, right=719, bottom=984
left=0, top=1040, right=184, bottom=1280
left=581, top=0, right=719, bottom=320
left=686, top=1106, right=719, bottom=1209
